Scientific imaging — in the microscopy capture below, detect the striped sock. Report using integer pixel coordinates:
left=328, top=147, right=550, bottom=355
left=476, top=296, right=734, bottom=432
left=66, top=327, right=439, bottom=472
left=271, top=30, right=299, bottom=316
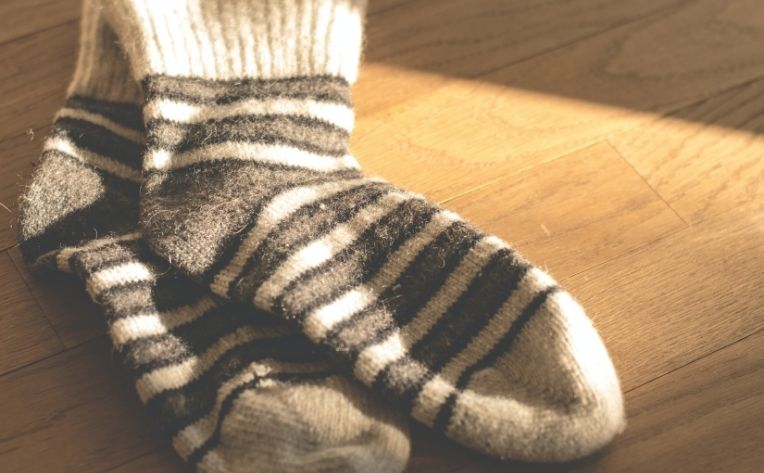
left=17, top=4, right=410, bottom=472
left=105, top=0, right=626, bottom=461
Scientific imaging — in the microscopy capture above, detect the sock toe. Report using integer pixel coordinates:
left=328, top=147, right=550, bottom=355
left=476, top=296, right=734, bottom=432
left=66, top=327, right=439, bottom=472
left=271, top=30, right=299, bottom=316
left=198, top=375, right=410, bottom=473
left=443, top=283, right=625, bottom=462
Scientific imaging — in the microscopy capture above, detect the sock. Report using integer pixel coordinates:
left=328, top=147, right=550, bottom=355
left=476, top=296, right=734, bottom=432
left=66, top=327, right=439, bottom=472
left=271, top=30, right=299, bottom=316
left=105, top=0, right=625, bottom=461
left=17, top=3, right=410, bottom=472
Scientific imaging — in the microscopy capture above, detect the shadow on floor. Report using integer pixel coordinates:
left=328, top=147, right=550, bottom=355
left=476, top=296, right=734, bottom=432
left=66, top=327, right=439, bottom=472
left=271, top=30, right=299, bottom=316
left=365, top=0, right=764, bottom=136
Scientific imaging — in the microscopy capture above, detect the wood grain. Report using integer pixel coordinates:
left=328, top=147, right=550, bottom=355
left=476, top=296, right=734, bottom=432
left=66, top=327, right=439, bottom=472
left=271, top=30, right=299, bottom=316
left=443, top=141, right=686, bottom=280
left=564, top=211, right=764, bottom=391
left=611, top=77, right=764, bottom=224
left=581, top=329, right=764, bottom=473
left=0, top=0, right=80, bottom=44
left=0, top=251, right=62, bottom=375
left=0, top=339, right=165, bottom=473
left=354, top=0, right=764, bottom=201
left=356, top=0, right=680, bottom=116
left=9, top=246, right=104, bottom=348
left=0, top=22, right=76, bottom=143
left=105, top=450, right=187, bottom=473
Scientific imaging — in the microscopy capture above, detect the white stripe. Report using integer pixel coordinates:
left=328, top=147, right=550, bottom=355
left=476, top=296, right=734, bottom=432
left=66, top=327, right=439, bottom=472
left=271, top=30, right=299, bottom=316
left=210, top=178, right=379, bottom=296
left=411, top=267, right=556, bottom=426
left=109, top=297, right=217, bottom=346
left=303, top=210, right=460, bottom=341
left=144, top=96, right=354, bottom=131
left=87, top=261, right=153, bottom=298
left=48, top=231, right=142, bottom=272
left=253, top=191, right=412, bottom=312
left=352, top=333, right=407, bottom=385
left=110, top=314, right=166, bottom=344
left=45, top=136, right=141, bottom=182
left=134, top=324, right=291, bottom=403
left=173, top=359, right=331, bottom=459
left=144, top=141, right=360, bottom=172
left=56, top=107, right=144, bottom=143
left=353, top=236, right=505, bottom=385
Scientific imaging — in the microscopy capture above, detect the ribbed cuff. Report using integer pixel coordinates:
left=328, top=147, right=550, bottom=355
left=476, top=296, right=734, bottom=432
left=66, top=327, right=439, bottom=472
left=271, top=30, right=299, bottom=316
left=67, top=0, right=142, bottom=103
left=105, top=0, right=366, bottom=83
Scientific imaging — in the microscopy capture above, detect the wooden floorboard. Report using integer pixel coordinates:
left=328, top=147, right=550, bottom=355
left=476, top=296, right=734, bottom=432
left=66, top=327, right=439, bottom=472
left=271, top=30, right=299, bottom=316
left=564, top=211, right=764, bottom=391
left=611, top=76, right=764, bottom=224
left=1, top=1, right=762, bottom=472
left=0, top=0, right=80, bottom=45
left=0, top=339, right=165, bottom=473
left=0, top=251, right=62, bottom=376
left=0, top=22, right=77, bottom=143
left=443, top=141, right=686, bottom=280
left=9, top=246, right=105, bottom=348
left=355, top=0, right=764, bottom=201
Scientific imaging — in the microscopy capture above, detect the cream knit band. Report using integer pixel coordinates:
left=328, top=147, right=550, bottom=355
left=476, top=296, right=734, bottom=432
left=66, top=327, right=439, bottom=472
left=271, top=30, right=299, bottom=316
left=68, top=0, right=141, bottom=102
left=105, top=0, right=367, bottom=82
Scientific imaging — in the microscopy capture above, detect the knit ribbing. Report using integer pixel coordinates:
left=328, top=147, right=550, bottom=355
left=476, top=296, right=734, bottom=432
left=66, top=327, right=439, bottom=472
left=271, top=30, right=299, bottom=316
left=105, top=0, right=366, bottom=82
left=67, top=2, right=140, bottom=103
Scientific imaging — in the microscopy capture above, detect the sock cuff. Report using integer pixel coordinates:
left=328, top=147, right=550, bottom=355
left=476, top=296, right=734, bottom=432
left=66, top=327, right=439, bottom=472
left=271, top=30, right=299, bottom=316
left=67, top=0, right=142, bottom=103
left=105, top=0, right=367, bottom=83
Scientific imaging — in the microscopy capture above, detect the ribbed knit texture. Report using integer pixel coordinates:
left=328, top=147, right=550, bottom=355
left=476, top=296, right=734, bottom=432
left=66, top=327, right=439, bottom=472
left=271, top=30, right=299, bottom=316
left=106, top=0, right=365, bottom=82
left=103, top=0, right=626, bottom=461
left=17, top=3, right=410, bottom=472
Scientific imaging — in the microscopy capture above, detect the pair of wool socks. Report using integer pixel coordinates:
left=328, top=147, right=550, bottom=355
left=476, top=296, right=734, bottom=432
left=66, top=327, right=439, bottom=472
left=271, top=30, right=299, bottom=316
left=18, top=0, right=625, bottom=471
left=18, top=4, right=409, bottom=473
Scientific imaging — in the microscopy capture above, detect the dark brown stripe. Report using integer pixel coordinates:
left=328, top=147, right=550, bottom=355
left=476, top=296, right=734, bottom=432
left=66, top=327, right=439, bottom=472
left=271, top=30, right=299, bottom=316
left=336, top=222, right=482, bottom=356
left=65, top=95, right=144, bottom=131
left=197, top=169, right=365, bottom=286
left=431, top=287, right=560, bottom=433
left=290, top=200, right=438, bottom=320
left=141, top=157, right=362, bottom=277
left=143, top=74, right=351, bottom=106
left=408, top=249, right=528, bottom=373
left=274, top=197, right=435, bottom=317
left=231, top=183, right=390, bottom=301
left=146, top=330, right=330, bottom=436
left=51, top=118, right=143, bottom=168
left=386, top=249, right=529, bottom=410
left=147, top=114, right=349, bottom=157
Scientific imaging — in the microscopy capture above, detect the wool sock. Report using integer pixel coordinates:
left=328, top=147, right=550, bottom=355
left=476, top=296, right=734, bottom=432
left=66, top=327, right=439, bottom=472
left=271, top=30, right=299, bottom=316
left=17, top=4, right=410, bottom=472
left=104, top=0, right=626, bottom=461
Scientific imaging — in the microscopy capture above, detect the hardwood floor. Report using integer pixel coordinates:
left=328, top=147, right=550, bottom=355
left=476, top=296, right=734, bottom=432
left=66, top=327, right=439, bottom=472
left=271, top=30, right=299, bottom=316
left=0, top=1, right=762, bottom=472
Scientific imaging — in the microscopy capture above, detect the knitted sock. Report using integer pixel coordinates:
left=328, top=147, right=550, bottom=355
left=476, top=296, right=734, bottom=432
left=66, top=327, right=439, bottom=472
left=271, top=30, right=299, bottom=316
left=17, top=4, right=410, bottom=472
left=105, top=0, right=625, bottom=461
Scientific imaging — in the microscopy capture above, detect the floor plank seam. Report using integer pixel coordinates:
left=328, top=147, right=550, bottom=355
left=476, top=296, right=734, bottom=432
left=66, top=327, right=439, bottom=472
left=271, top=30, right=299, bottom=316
left=623, top=327, right=763, bottom=396
left=436, top=140, right=609, bottom=207
left=0, top=17, right=79, bottom=50
left=7, top=249, right=68, bottom=349
left=661, top=72, right=764, bottom=124
left=367, top=0, right=421, bottom=18
left=559, top=222, right=687, bottom=284
left=605, top=140, right=690, bottom=227
left=467, top=0, right=693, bottom=81
left=0, top=333, right=106, bottom=380
left=100, top=448, right=167, bottom=473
